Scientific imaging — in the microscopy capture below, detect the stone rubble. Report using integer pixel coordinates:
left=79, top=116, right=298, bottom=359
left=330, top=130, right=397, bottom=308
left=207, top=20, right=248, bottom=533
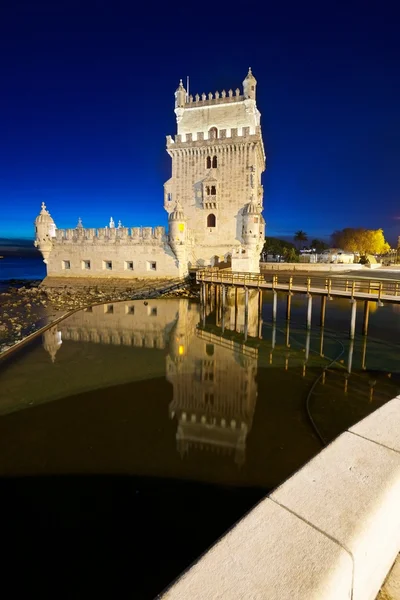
left=0, top=279, right=199, bottom=354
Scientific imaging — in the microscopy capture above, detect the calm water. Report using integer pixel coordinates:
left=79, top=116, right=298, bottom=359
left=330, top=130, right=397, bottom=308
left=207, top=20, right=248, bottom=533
left=0, top=292, right=399, bottom=598
left=0, top=256, right=46, bottom=281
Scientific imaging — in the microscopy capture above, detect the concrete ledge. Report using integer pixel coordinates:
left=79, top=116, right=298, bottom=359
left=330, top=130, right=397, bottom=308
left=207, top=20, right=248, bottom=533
left=160, top=397, right=400, bottom=600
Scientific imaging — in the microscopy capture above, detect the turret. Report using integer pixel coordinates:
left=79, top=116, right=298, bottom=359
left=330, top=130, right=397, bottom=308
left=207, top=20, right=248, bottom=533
left=42, top=325, right=62, bottom=363
left=242, top=198, right=263, bottom=247
left=174, top=79, right=186, bottom=108
left=168, top=200, right=188, bottom=277
left=34, top=202, right=56, bottom=264
left=243, top=67, right=257, bottom=101
left=174, top=79, right=186, bottom=125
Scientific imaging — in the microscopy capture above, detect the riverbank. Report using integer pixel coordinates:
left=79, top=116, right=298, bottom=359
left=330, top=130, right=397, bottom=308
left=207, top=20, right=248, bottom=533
left=0, top=278, right=198, bottom=354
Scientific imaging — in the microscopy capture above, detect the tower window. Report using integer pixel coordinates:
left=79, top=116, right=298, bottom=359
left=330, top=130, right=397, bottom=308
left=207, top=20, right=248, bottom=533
left=125, top=261, right=134, bottom=270
left=103, top=260, right=112, bottom=270
left=147, top=261, right=157, bottom=271
left=211, top=186, right=216, bottom=196
left=209, top=127, right=218, bottom=139
left=206, top=186, right=210, bottom=196
left=62, top=260, right=71, bottom=270
left=207, top=214, right=216, bottom=228
left=82, top=260, right=91, bottom=270
left=206, top=156, right=211, bottom=169
left=212, top=156, right=217, bottom=168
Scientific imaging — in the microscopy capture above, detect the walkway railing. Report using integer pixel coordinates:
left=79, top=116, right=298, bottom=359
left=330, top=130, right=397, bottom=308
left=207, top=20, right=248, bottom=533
left=196, top=269, right=400, bottom=302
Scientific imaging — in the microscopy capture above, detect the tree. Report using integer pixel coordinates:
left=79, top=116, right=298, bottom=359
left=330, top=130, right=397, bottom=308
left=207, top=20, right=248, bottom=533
left=283, top=247, right=299, bottom=263
left=294, top=230, right=308, bottom=250
left=331, top=228, right=390, bottom=256
left=310, top=239, right=328, bottom=253
left=262, top=237, right=296, bottom=259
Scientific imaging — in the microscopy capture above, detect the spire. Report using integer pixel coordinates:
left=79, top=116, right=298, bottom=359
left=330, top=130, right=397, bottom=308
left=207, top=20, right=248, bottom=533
left=118, top=220, right=122, bottom=228
left=76, top=217, right=83, bottom=228
left=109, top=217, right=115, bottom=228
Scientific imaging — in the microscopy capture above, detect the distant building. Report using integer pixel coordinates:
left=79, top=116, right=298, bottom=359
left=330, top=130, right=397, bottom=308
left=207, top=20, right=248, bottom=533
left=34, top=69, right=266, bottom=279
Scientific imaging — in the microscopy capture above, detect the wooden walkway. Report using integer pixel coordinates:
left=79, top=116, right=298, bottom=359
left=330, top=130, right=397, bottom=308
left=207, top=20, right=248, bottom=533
left=197, top=269, right=400, bottom=304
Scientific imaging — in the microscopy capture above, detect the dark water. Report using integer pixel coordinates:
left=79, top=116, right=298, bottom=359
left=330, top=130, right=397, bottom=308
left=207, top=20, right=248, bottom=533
left=0, top=255, right=46, bottom=281
left=0, top=292, right=399, bottom=598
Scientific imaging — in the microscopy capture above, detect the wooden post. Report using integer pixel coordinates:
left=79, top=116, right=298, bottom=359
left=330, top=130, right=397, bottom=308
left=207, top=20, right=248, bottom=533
left=306, top=277, right=311, bottom=293
left=319, top=327, right=324, bottom=357
left=258, top=290, right=263, bottom=338
left=362, top=300, right=370, bottom=336
left=306, top=294, right=312, bottom=329
left=285, top=321, right=290, bottom=348
left=349, top=300, right=357, bottom=339
left=244, top=287, right=249, bottom=341
left=286, top=293, right=292, bottom=321
left=221, top=285, right=226, bottom=333
left=272, top=290, right=277, bottom=322
left=288, top=276, right=293, bottom=294
left=305, top=329, right=310, bottom=360
left=378, top=281, right=383, bottom=304
left=271, top=323, right=276, bottom=349
left=362, top=335, right=367, bottom=370
left=320, top=295, right=327, bottom=327
left=234, top=286, right=238, bottom=332
left=347, top=339, right=354, bottom=374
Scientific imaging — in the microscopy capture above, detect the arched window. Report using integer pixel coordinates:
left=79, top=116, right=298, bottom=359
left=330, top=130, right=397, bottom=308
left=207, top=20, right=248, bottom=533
left=206, top=186, right=210, bottom=196
left=212, top=156, right=217, bottom=168
left=209, top=127, right=218, bottom=139
left=207, top=214, right=216, bottom=228
left=206, top=156, right=211, bottom=169
left=211, top=185, right=216, bottom=196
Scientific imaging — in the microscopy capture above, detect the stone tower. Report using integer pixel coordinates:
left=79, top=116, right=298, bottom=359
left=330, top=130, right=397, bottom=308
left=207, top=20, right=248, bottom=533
left=165, top=68, right=266, bottom=271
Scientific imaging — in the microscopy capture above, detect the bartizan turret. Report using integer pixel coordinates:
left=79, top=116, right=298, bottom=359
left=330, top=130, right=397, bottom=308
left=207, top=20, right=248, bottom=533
left=243, top=67, right=257, bottom=100
left=34, top=202, right=57, bottom=263
left=168, top=200, right=188, bottom=277
left=232, top=197, right=265, bottom=272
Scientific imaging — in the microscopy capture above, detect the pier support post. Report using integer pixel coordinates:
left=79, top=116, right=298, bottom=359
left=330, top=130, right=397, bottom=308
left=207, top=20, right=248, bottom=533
left=362, top=300, right=370, bottom=336
left=320, top=295, right=327, bottom=327
left=272, top=323, right=276, bottom=349
left=286, top=294, right=292, bottom=321
left=307, top=295, right=313, bottom=329
left=349, top=300, right=357, bottom=339
left=244, top=287, right=249, bottom=339
left=272, top=290, right=277, bottom=322
left=319, top=328, right=324, bottom=357
left=221, top=285, right=226, bottom=333
left=305, top=329, right=311, bottom=361
left=362, top=335, right=367, bottom=370
left=234, top=286, right=238, bottom=332
left=348, top=339, right=354, bottom=374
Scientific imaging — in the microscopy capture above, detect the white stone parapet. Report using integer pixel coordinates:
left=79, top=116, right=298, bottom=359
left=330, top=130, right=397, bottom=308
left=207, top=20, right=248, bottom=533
left=160, top=396, right=400, bottom=600
left=166, top=125, right=261, bottom=146
left=185, top=89, right=243, bottom=107
left=54, top=225, right=166, bottom=244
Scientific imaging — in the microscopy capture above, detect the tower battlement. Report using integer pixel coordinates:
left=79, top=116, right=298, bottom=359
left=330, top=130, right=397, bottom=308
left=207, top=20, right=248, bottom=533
left=167, top=125, right=262, bottom=146
left=54, top=226, right=167, bottom=244
left=185, top=88, right=244, bottom=108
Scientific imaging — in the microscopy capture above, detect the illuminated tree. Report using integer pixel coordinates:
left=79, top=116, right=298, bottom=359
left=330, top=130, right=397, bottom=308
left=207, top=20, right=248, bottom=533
left=331, top=228, right=390, bottom=256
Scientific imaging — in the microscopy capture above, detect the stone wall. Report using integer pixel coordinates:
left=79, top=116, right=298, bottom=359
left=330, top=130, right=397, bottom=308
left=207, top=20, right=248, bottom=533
left=46, top=239, right=181, bottom=278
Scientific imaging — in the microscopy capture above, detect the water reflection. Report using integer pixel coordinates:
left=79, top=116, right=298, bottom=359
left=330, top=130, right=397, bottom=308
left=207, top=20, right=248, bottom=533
left=0, top=290, right=399, bottom=483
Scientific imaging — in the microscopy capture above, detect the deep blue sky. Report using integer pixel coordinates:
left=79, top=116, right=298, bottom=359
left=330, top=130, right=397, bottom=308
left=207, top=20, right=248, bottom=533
left=1, top=1, right=400, bottom=244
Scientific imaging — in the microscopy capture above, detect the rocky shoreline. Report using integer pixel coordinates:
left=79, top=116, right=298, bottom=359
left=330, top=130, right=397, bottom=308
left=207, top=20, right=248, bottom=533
left=0, top=278, right=199, bottom=354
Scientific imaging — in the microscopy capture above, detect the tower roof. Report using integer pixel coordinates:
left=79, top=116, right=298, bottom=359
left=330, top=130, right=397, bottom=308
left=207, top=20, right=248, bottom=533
left=35, top=202, right=55, bottom=225
left=243, top=198, right=261, bottom=215
left=175, top=79, right=186, bottom=93
left=169, top=199, right=186, bottom=221
left=243, top=67, right=257, bottom=84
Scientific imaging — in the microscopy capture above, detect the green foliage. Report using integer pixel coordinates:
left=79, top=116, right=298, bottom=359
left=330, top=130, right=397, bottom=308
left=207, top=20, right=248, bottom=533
left=294, top=230, right=308, bottom=249
left=283, top=247, right=299, bottom=262
left=263, top=237, right=296, bottom=257
left=310, top=238, right=329, bottom=252
left=331, top=228, right=391, bottom=256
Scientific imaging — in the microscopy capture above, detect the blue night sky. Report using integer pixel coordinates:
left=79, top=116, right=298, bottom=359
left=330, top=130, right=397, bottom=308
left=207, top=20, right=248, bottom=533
left=1, top=1, right=400, bottom=244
